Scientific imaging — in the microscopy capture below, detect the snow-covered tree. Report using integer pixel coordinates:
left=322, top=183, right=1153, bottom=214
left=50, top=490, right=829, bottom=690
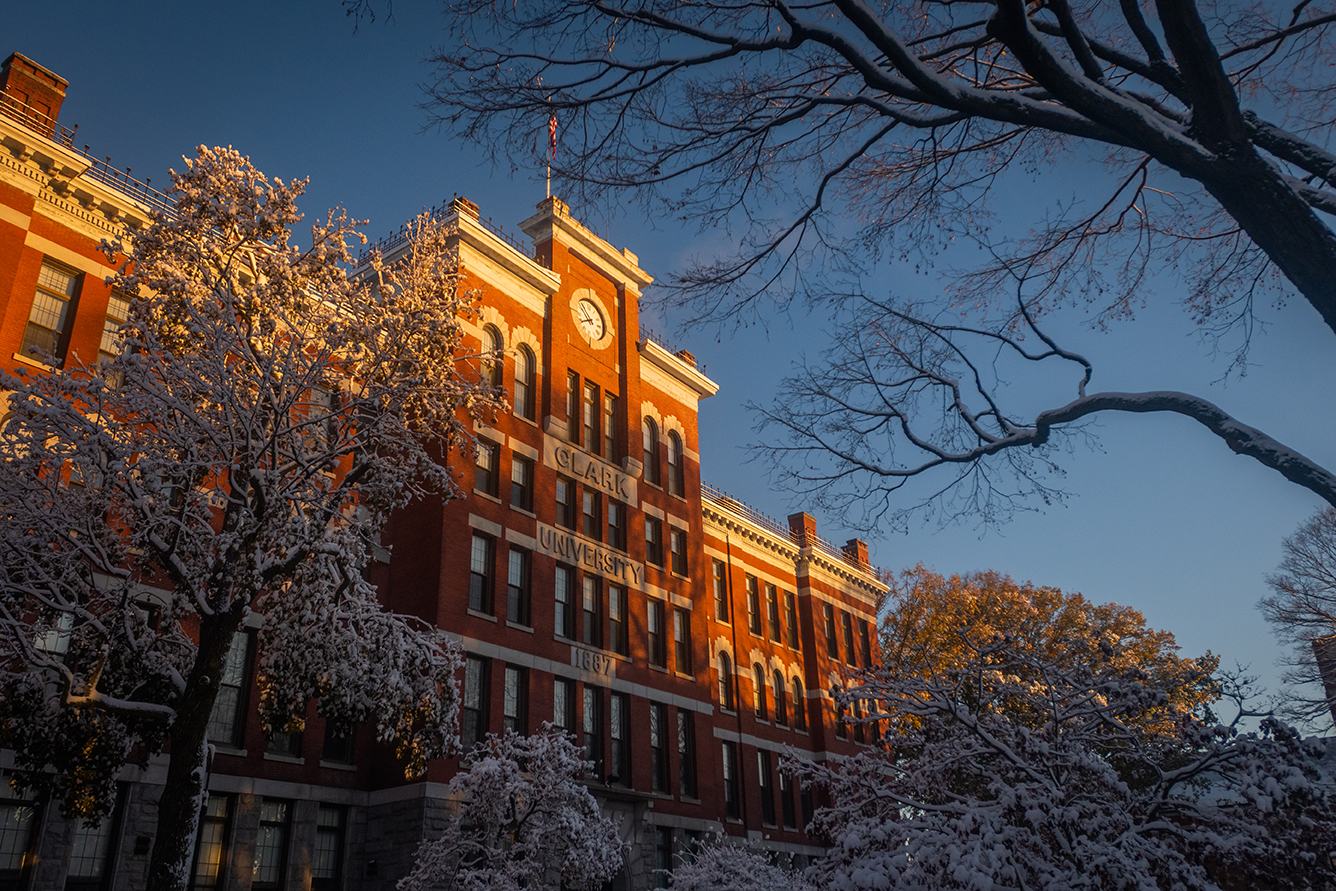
left=399, top=727, right=624, bottom=891
left=0, top=146, right=497, bottom=891
left=881, top=565, right=1220, bottom=728
left=808, top=639, right=1336, bottom=891
left=668, top=838, right=812, bottom=891
left=1261, top=506, right=1336, bottom=727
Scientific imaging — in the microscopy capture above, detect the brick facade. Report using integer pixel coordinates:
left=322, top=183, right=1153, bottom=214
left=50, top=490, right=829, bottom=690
left=0, top=53, right=886, bottom=891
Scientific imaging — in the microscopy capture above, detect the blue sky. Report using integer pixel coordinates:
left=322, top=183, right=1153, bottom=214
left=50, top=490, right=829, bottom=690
left=12, top=2, right=1336, bottom=716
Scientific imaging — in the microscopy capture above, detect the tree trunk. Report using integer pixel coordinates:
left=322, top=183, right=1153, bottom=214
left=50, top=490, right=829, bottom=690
left=1197, top=150, right=1336, bottom=339
left=145, top=616, right=240, bottom=891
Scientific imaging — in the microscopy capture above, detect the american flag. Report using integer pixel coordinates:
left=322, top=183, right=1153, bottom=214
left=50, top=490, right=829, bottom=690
left=548, top=111, right=558, bottom=160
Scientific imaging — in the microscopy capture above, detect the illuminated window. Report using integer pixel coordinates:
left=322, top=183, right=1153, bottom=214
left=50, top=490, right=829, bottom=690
left=555, top=476, right=576, bottom=529
left=645, top=517, right=664, bottom=566
left=21, top=260, right=80, bottom=362
left=753, top=663, right=767, bottom=719
left=99, top=291, right=131, bottom=369
left=190, top=794, right=231, bottom=890
left=669, top=527, right=687, bottom=575
left=603, top=392, right=616, bottom=459
left=785, top=592, right=799, bottom=648
left=582, top=489, right=601, bottom=541
left=746, top=576, right=761, bottom=635
left=583, top=382, right=599, bottom=452
left=773, top=670, right=788, bottom=726
left=67, top=793, right=121, bottom=888
left=607, top=500, right=626, bottom=551
left=793, top=677, right=807, bottom=732
left=0, top=777, right=35, bottom=888
left=767, top=584, right=781, bottom=641
left=474, top=439, right=499, bottom=497
left=647, top=600, right=666, bottom=667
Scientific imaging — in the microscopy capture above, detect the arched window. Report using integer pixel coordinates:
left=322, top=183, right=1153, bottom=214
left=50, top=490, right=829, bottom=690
left=793, top=677, right=807, bottom=732
left=773, top=670, right=788, bottom=726
left=482, top=325, right=504, bottom=389
left=642, top=418, right=661, bottom=486
left=718, top=652, right=734, bottom=711
left=514, top=345, right=535, bottom=420
left=753, top=663, right=767, bottom=719
left=667, top=431, right=684, bottom=496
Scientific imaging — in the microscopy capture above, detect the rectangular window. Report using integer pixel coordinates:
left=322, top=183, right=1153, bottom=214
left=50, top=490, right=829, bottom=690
left=475, top=439, right=499, bottom=497
left=649, top=703, right=669, bottom=793
left=677, top=711, right=697, bottom=799
left=610, top=692, right=629, bottom=787
left=555, top=476, right=576, bottom=529
left=824, top=603, right=839, bottom=658
left=722, top=742, right=740, bottom=819
left=647, top=600, right=666, bottom=668
left=553, top=678, right=575, bottom=731
left=555, top=564, right=575, bottom=638
left=267, top=726, right=302, bottom=758
left=321, top=722, right=354, bottom=765
left=462, top=655, right=488, bottom=750
left=583, top=685, right=604, bottom=780
left=99, top=291, right=130, bottom=368
left=468, top=534, right=494, bottom=614
left=66, top=791, right=121, bottom=887
left=746, top=576, right=761, bottom=635
left=859, top=619, right=872, bottom=668
left=22, top=260, right=80, bottom=362
left=758, top=751, right=776, bottom=826
left=843, top=611, right=856, bottom=666
left=645, top=517, right=664, bottom=566
left=673, top=608, right=691, bottom=674
left=785, top=592, right=800, bottom=649
left=712, top=560, right=729, bottom=623
left=654, top=828, right=673, bottom=889
left=510, top=454, right=534, bottom=512
left=607, top=500, right=626, bottom=551
left=801, top=786, right=814, bottom=833
left=206, top=631, right=250, bottom=747
left=190, top=794, right=231, bottom=890
left=608, top=586, right=629, bottom=656
left=567, top=371, right=580, bottom=444
left=582, top=575, right=602, bottom=648
left=780, top=770, right=797, bottom=829
left=252, top=799, right=290, bottom=890
left=603, top=392, right=616, bottom=460
left=669, top=527, right=687, bottom=575
left=583, top=381, right=599, bottom=451
left=506, top=548, right=530, bottom=626
left=311, top=805, right=345, bottom=891
left=767, top=584, right=781, bottom=641
left=582, top=489, right=601, bottom=540
left=504, top=665, right=528, bottom=734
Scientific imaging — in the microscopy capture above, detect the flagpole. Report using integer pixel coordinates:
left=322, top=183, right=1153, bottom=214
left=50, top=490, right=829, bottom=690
left=547, top=104, right=557, bottom=199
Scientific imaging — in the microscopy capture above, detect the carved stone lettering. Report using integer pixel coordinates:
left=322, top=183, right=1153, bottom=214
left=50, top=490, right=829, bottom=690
left=537, top=523, right=645, bottom=589
left=571, top=645, right=616, bottom=678
left=544, top=436, right=637, bottom=505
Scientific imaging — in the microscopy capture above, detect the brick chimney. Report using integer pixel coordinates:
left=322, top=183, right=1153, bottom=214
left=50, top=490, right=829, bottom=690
left=1, top=53, right=69, bottom=130
left=842, top=538, right=870, bottom=568
left=449, top=195, right=480, bottom=219
left=788, top=512, right=817, bottom=547
left=1312, top=636, right=1336, bottom=727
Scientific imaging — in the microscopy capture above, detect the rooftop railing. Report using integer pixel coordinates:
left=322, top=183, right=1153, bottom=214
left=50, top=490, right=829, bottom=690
left=702, top=482, right=878, bottom=576
left=0, top=87, right=175, bottom=219
left=640, top=327, right=705, bottom=373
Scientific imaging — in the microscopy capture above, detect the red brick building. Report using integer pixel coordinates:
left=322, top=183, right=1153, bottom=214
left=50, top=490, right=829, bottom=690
left=0, top=53, right=885, bottom=891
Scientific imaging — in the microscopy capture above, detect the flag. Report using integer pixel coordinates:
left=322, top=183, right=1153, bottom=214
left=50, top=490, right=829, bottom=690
left=548, top=111, right=558, bottom=161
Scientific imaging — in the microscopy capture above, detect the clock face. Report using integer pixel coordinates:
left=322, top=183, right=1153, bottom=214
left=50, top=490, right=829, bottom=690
left=577, top=299, right=606, bottom=340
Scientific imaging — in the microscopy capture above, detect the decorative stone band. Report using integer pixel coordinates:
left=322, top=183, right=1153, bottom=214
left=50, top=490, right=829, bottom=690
left=544, top=435, right=638, bottom=505
left=536, top=522, right=645, bottom=589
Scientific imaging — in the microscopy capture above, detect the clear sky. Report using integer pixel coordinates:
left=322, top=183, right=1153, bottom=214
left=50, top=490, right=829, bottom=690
left=11, top=2, right=1336, bottom=718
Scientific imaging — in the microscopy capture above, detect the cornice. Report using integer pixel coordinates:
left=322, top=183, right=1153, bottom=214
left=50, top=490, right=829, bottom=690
left=796, top=547, right=887, bottom=604
left=519, top=198, right=654, bottom=289
left=703, top=500, right=800, bottom=562
left=640, top=339, right=719, bottom=399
